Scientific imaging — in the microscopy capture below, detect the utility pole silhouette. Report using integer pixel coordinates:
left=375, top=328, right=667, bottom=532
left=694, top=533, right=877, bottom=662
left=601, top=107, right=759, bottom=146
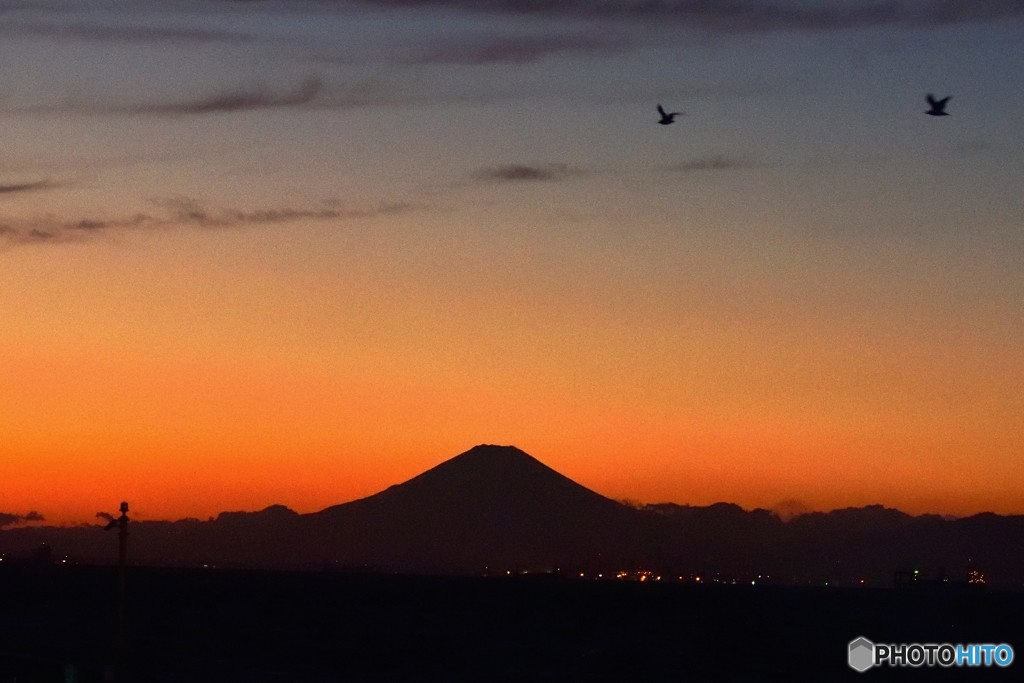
left=103, top=501, right=130, bottom=682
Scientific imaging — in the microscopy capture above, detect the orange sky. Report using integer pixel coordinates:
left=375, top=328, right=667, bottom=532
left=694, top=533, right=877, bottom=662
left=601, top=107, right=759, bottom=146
left=2, top=215, right=1021, bottom=524
left=2, top=2, right=1023, bottom=525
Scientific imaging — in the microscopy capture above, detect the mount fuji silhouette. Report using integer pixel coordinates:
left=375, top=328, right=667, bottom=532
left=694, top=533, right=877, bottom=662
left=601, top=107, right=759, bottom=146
left=311, top=444, right=655, bottom=572
left=3, top=444, right=1024, bottom=587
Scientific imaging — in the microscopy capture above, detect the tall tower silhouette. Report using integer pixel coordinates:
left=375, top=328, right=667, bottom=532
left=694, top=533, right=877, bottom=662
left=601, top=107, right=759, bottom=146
left=103, top=501, right=130, bottom=681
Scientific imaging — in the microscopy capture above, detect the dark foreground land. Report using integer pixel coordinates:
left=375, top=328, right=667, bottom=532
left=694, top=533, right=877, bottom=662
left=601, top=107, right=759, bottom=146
left=1, top=565, right=1020, bottom=682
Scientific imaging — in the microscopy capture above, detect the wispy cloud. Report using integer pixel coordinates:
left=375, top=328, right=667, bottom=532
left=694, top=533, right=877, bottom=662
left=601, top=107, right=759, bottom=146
left=0, top=179, right=59, bottom=194
left=0, top=215, right=143, bottom=246
left=5, top=76, right=418, bottom=117
left=350, top=1, right=1024, bottom=31
left=0, top=511, right=44, bottom=529
left=473, top=163, right=583, bottom=183
left=406, top=33, right=627, bottom=65
left=9, top=78, right=325, bottom=117
left=152, top=197, right=413, bottom=227
left=117, top=78, right=323, bottom=116
left=0, top=21, right=255, bottom=45
left=665, top=155, right=754, bottom=173
left=0, top=197, right=416, bottom=247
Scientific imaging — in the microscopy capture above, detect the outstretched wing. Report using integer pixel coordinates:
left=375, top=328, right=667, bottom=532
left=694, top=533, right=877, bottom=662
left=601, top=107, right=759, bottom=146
left=657, top=104, right=667, bottom=117
left=927, top=94, right=951, bottom=108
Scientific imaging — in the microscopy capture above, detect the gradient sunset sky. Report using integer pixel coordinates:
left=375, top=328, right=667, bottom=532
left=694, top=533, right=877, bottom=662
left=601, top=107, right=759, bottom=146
left=2, top=1, right=1022, bottom=525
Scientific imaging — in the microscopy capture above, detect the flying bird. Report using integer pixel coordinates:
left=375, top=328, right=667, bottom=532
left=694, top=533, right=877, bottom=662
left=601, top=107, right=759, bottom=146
left=657, top=104, right=682, bottom=125
left=925, top=94, right=951, bottom=116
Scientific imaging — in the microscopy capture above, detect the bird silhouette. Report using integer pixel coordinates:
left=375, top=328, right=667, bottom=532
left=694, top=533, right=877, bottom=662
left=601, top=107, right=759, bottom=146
left=925, top=94, right=951, bottom=116
left=657, top=104, right=682, bottom=125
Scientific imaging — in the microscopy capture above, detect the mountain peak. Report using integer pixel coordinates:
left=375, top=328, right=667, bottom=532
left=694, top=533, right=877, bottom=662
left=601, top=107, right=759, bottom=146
left=320, top=444, right=624, bottom=520
left=451, top=443, right=535, bottom=466
left=420, top=444, right=586, bottom=490
left=464, top=444, right=528, bottom=458
left=314, top=444, right=642, bottom=571
left=466, top=443, right=524, bottom=454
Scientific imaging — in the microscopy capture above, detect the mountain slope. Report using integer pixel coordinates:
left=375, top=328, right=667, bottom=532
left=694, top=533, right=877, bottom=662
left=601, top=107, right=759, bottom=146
left=311, top=444, right=654, bottom=571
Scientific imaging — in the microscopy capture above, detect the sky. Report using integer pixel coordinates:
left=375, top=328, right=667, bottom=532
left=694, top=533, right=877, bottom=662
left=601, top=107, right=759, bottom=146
left=1, top=0, right=1022, bottom=525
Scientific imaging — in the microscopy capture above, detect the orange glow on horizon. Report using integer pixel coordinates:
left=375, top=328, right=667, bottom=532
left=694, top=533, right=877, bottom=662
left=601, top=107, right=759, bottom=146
left=3, top=217, right=1022, bottom=526
left=3, top=335, right=1021, bottom=525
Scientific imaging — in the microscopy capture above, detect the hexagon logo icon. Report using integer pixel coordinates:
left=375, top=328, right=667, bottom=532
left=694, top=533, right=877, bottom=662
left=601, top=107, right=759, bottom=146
left=848, top=637, right=875, bottom=672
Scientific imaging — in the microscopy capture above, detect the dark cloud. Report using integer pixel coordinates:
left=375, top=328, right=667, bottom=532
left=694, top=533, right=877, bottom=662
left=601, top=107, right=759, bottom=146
left=0, top=198, right=416, bottom=247
left=6, top=77, right=413, bottom=117
left=474, top=163, right=582, bottom=182
left=347, top=1, right=1024, bottom=31
left=1, top=21, right=254, bottom=44
left=0, top=179, right=57, bottom=194
left=0, top=214, right=149, bottom=246
left=666, top=155, right=753, bottom=173
left=0, top=226, right=88, bottom=246
left=153, top=197, right=414, bottom=227
left=0, top=511, right=44, bottom=529
left=125, top=78, right=322, bottom=116
left=407, top=33, right=627, bottom=65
